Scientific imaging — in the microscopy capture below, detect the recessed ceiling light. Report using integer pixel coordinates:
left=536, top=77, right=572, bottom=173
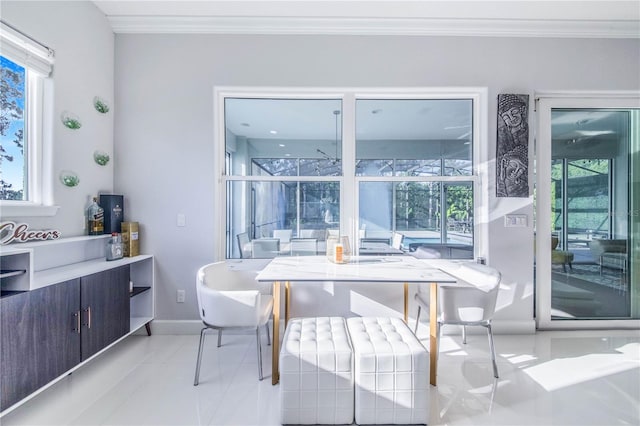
left=240, top=122, right=250, bottom=127
left=270, top=130, right=278, bottom=135
left=279, top=144, right=285, bottom=147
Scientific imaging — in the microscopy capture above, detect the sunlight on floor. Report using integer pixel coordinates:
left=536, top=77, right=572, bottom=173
left=523, top=342, right=640, bottom=391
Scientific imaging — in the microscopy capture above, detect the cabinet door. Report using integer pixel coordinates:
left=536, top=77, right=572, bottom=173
left=80, top=266, right=130, bottom=360
left=0, top=280, right=81, bottom=411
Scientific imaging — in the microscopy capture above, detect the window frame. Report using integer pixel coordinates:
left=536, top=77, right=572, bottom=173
left=0, top=22, right=57, bottom=217
left=214, top=87, right=489, bottom=261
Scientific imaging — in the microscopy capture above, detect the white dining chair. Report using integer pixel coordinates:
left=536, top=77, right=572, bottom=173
left=290, top=238, right=318, bottom=255
left=414, top=262, right=501, bottom=378
left=194, top=261, right=273, bottom=384
left=251, top=238, right=280, bottom=258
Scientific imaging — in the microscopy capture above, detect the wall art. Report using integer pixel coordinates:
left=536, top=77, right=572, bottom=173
left=59, top=170, right=79, bottom=187
left=94, top=150, right=110, bottom=166
left=61, top=111, right=81, bottom=129
left=496, top=93, right=529, bottom=197
left=93, top=96, right=110, bottom=114
left=0, top=221, right=61, bottom=244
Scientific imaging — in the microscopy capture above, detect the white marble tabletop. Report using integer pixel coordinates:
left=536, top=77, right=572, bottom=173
left=255, top=255, right=457, bottom=283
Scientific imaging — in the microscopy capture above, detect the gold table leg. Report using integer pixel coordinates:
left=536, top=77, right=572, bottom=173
left=272, top=281, right=281, bottom=385
left=285, top=281, right=290, bottom=327
left=429, top=282, right=438, bottom=386
left=403, top=282, right=409, bottom=323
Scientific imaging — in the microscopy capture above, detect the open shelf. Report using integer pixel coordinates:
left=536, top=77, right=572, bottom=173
left=0, top=269, right=27, bottom=279
left=130, top=286, right=151, bottom=298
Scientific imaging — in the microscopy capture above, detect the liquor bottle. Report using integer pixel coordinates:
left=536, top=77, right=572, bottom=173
left=87, top=197, right=104, bottom=235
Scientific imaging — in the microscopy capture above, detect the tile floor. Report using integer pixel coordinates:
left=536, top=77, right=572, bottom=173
left=2, top=327, right=639, bottom=426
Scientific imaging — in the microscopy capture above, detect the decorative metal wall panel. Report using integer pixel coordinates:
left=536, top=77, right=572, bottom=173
left=496, top=94, right=529, bottom=197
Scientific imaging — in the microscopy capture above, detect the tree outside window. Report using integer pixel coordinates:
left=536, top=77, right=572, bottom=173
left=0, top=55, right=26, bottom=201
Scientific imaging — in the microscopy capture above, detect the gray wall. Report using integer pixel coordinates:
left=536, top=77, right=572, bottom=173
left=1, top=1, right=115, bottom=235
left=113, top=33, right=639, bottom=326
left=2, top=0, right=638, bottom=329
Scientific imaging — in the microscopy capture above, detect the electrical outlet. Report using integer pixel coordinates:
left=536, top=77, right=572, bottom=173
left=177, top=289, right=185, bottom=303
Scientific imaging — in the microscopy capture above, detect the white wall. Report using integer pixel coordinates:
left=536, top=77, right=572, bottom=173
left=113, top=33, right=640, bottom=328
left=1, top=1, right=115, bottom=236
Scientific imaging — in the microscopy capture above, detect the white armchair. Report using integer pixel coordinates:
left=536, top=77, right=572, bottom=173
left=414, top=262, right=501, bottom=378
left=194, top=261, right=273, bottom=384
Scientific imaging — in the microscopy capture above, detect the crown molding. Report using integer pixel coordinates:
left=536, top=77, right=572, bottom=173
left=107, top=16, right=640, bottom=38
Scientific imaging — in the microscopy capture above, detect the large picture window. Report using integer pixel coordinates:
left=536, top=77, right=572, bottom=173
left=218, top=90, right=485, bottom=260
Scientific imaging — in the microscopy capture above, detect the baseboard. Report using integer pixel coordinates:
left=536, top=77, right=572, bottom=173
left=145, top=320, right=203, bottom=335
left=149, top=318, right=536, bottom=335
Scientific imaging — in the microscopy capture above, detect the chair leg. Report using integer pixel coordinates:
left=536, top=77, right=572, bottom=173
left=266, top=323, right=271, bottom=346
left=414, top=305, right=422, bottom=334
left=437, top=321, right=442, bottom=364
left=486, top=322, right=499, bottom=379
left=194, top=327, right=207, bottom=386
left=462, top=325, right=467, bottom=344
left=217, top=329, right=222, bottom=347
left=256, top=327, right=264, bottom=381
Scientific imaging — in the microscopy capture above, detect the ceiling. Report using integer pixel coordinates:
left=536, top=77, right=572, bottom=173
left=92, top=1, right=640, bottom=37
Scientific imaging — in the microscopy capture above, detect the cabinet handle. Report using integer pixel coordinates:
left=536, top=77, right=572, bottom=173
left=87, top=306, right=92, bottom=329
left=73, top=311, right=81, bottom=333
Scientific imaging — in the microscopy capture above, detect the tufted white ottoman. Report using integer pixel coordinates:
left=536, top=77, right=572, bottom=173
left=346, top=317, right=429, bottom=425
left=280, top=317, right=354, bottom=425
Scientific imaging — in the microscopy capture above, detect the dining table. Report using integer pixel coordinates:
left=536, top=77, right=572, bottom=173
left=255, top=255, right=457, bottom=386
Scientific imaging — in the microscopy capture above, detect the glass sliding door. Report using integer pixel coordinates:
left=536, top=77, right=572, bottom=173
left=536, top=95, right=640, bottom=328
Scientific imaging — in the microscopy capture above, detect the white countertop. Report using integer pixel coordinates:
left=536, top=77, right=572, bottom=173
left=32, top=255, right=153, bottom=290
left=255, top=255, right=457, bottom=283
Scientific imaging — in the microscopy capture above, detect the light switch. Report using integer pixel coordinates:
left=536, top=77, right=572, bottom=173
left=177, top=214, right=186, bottom=227
left=504, top=214, right=527, bottom=227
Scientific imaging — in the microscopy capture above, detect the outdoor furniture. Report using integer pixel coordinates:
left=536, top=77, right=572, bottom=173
left=236, top=232, right=252, bottom=259
left=391, top=232, right=405, bottom=250
left=273, top=229, right=293, bottom=243
left=194, top=262, right=273, bottom=384
left=588, top=239, right=627, bottom=274
left=347, top=317, right=429, bottom=425
left=251, top=238, right=280, bottom=258
left=290, top=238, right=318, bottom=256
left=280, top=317, right=354, bottom=425
left=551, top=236, right=574, bottom=272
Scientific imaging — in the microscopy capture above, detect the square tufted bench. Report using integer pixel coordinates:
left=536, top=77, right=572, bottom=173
left=346, top=317, right=429, bottom=425
left=280, top=317, right=354, bottom=425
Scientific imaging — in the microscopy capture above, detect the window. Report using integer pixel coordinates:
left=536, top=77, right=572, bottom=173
left=217, top=89, right=486, bottom=260
left=356, top=99, right=474, bottom=258
left=1, top=55, right=26, bottom=200
left=0, top=21, right=55, bottom=214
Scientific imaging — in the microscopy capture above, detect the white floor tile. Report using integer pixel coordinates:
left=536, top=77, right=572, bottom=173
left=2, top=329, right=638, bottom=426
